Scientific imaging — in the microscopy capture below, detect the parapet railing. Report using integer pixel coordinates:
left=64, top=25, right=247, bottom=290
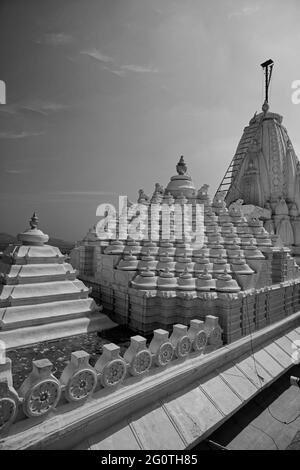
left=0, top=315, right=223, bottom=435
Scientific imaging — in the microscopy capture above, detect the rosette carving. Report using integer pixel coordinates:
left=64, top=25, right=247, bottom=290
left=24, top=380, right=60, bottom=418
left=95, top=344, right=127, bottom=388
left=124, top=336, right=152, bottom=377
left=149, top=329, right=174, bottom=367
left=19, top=359, right=61, bottom=418
left=0, top=380, right=19, bottom=433
left=157, top=342, right=174, bottom=366
left=60, top=351, right=97, bottom=403
left=170, top=324, right=192, bottom=359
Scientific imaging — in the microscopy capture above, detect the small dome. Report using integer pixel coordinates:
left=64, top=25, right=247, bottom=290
left=117, top=253, right=139, bottom=270
left=215, top=271, right=241, bottom=292
left=131, top=269, right=157, bottom=290
left=196, top=268, right=216, bottom=291
left=17, top=213, right=49, bottom=246
left=165, top=156, right=196, bottom=198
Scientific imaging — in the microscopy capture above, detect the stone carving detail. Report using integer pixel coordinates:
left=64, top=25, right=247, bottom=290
left=0, top=380, right=19, bottom=433
left=204, top=316, right=223, bottom=346
left=131, top=350, right=152, bottom=375
left=208, top=326, right=222, bottom=345
left=154, top=183, right=164, bottom=195
left=124, top=336, right=152, bottom=376
left=138, top=189, right=150, bottom=203
left=157, top=342, right=174, bottom=366
left=60, top=351, right=97, bottom=403
left=24, top=380, right=60, bottom=418
left=19, top=359, right=61, bottom=418
left=67, top=370, right=97, bottom=402
left=95, top=344, right=127, bottom=388
left=170, top=324, right=192, bottom=359
left=149, top=329, right=174, bottom=367
left=194, top=330, right=208, bottom=350
left=198, top=184, right=209, bottom=198
left=176, top=336, right=192, bottom=358
left=188, top=319, right=208, bottom=352
left=102, top=360, right=126, bottom=387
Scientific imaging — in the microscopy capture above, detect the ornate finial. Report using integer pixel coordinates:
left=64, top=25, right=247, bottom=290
left=261, top=59, right=274, bottom=107
left=176, top=156, right=187, bottom=175
left=30, top=212, right=39, bottom=229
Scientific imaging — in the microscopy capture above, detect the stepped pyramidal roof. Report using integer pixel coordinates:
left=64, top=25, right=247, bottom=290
left=0, top=213, right=115, bottom=349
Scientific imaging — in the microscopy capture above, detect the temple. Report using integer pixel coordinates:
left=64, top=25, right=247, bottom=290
left=1, top=61, right=300, bottom=450
left=0, top=213, right=115, bottom=349
left=70, top=153, right=300, bottom=340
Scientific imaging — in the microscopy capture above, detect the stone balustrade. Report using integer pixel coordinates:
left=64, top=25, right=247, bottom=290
left=0, top=315, right=222, bottom=435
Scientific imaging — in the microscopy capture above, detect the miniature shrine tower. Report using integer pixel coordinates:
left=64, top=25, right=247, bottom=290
left=0, top=213, right=115, bottom=349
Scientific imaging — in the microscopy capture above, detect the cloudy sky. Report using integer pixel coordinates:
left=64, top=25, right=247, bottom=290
left=0, top=0, right=300, bottom=240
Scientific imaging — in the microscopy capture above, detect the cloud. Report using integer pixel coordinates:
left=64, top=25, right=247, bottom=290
left=0, top=101, right=68, bottom=117
left=80, top=48, right=114, bottom=64
left=120, top=64, right=159, bottom=74
left=20, top=101, right=69, bottom=116
left=0, top=131, right=45, bottom=139
left=36, top=33, right=75, bottom=46
left=228, top=5, right=260, bottom=19
left=79, top=48, right=158, bottom=76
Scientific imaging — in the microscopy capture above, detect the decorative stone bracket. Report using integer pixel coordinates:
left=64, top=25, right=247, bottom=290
left=204, top=315, right=223, bottom=347
left=188, top=319, right=208, bottom=352
left=95, top=344, right=127, bottom=388
left=60, top=351, right=97, bottom=403
left=170, top=324, right=192, bottom=359
left=124, top=336, right=152, bottom=376
left=18, top=359, right=61, bottom=418
left=149, top=329, right=174, bottom=366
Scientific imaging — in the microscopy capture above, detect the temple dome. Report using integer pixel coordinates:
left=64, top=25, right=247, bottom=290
left=165, top=156, right=196, bottom=198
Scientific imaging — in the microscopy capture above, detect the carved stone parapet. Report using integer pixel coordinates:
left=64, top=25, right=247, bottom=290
left=95, top=344, right=127, bottom=388
left=149, top=329, right=174, bottom=367
left=19, top=359, right=61, bottom=418
left=188, top=319, right=208, bottom=352
left=124, top=336, right=152, bottom=377
left=60, top=351, right=97, bottom=403
left=170, top=324, right=192, bottom=359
